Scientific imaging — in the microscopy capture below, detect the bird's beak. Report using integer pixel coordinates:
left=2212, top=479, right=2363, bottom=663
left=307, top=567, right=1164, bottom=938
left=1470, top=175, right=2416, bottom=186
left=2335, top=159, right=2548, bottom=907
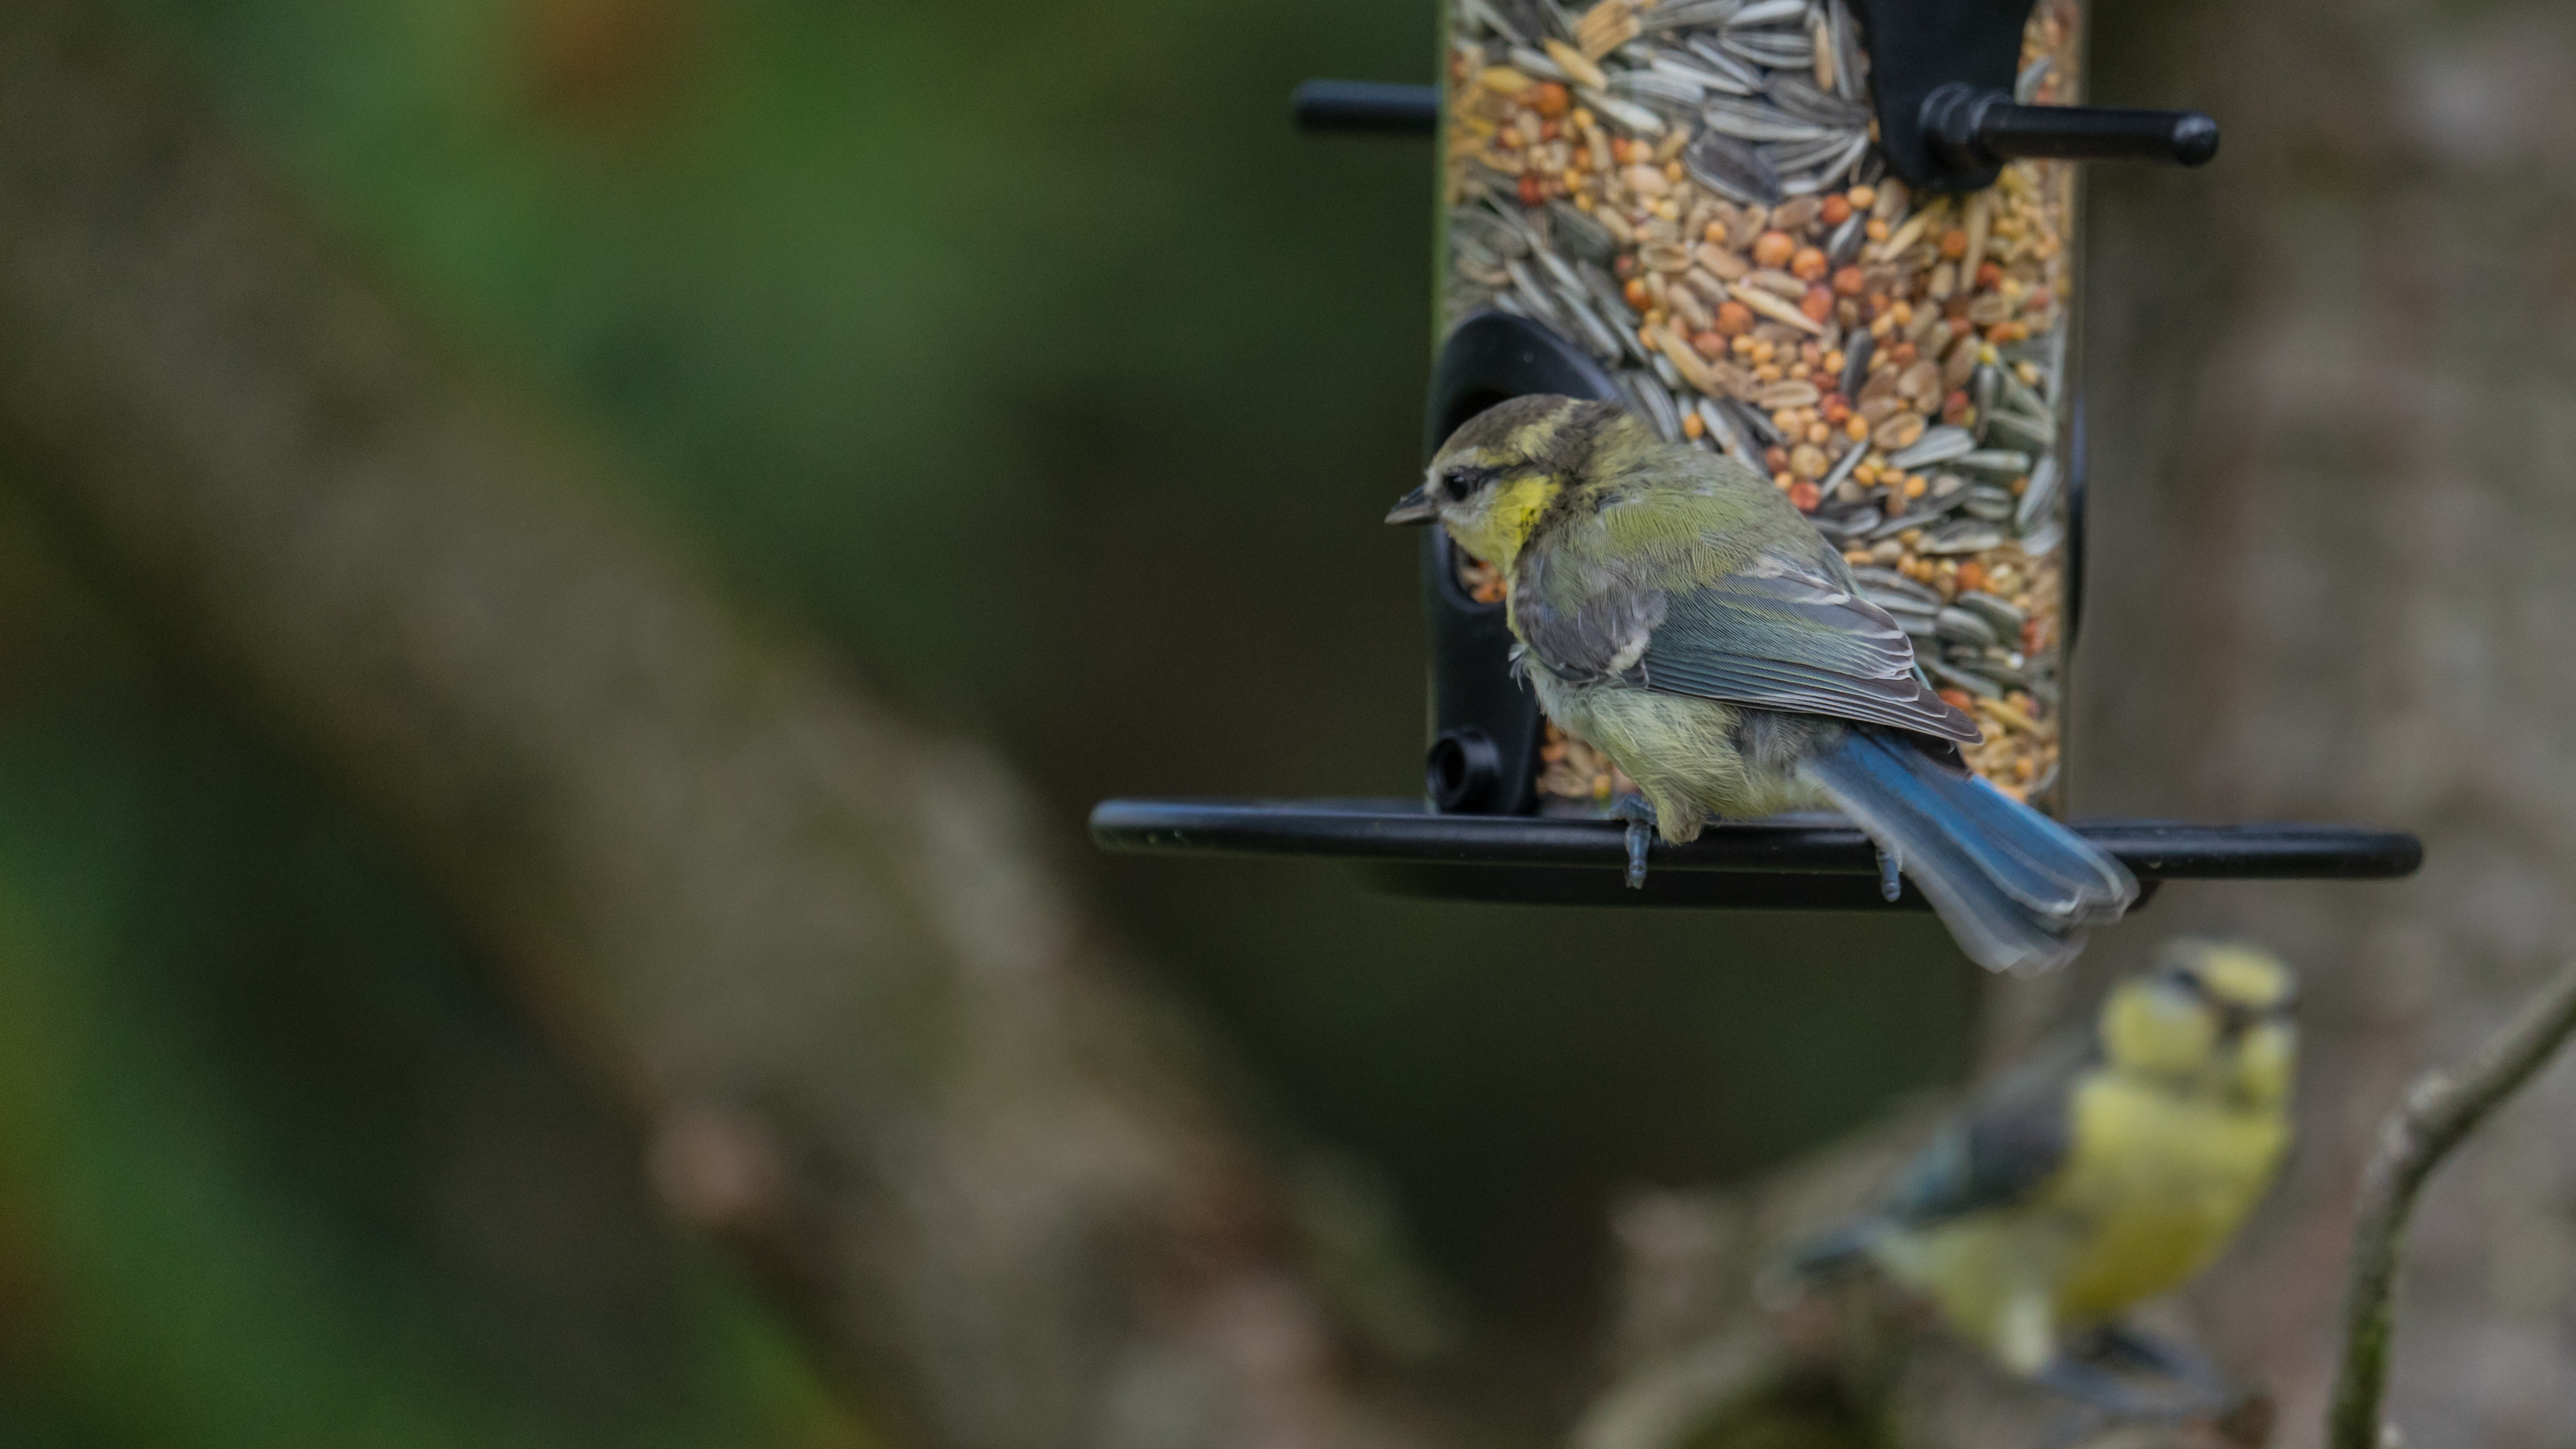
left=1385, top=486, right=1436, bottom=525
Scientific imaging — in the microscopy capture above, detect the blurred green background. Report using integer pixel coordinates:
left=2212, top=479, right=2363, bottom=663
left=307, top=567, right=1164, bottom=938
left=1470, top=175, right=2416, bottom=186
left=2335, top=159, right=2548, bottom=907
left=0, top=0, right=1978, bottom=1441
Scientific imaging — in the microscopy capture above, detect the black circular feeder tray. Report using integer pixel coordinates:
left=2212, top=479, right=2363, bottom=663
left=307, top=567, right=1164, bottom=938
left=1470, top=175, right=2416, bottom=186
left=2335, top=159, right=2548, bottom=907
left=1090, top=799, right=2421, bottom=910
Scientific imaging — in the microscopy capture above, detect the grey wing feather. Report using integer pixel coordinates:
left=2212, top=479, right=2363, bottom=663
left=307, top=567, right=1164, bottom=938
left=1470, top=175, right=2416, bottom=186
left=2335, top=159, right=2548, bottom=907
left=1638, top=556, right=1979, bottom=743
left=1879, top=1029, right=2093, bottom=1227
left=1511, top=569, right=1669, bottom=686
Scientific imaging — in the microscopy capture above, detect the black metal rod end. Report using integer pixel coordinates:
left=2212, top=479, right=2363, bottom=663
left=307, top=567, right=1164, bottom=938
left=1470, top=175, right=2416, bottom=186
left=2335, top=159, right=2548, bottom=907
left=1292, top=80, right=1439, bottom=138
left=2167, top=112, right=2221, bottom=167
left=1924, top=83, right=2219, bottom=171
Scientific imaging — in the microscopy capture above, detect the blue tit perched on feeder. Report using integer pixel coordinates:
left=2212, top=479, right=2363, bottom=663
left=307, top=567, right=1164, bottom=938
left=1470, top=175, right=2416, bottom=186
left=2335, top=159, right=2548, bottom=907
left=1387, top=395, right=2136, bottom=974
left=1790, top=940, right=2298, bottom=1379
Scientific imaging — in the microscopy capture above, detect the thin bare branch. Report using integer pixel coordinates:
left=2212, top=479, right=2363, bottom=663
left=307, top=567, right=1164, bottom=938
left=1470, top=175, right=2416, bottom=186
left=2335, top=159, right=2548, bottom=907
left=2326, top=960, right=2576, bottom=1449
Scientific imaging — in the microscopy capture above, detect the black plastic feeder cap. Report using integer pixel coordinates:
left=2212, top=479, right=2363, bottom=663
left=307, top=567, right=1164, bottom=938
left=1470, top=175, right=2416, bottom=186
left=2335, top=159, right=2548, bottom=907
left=1427, top=728, right=1505, bottom=813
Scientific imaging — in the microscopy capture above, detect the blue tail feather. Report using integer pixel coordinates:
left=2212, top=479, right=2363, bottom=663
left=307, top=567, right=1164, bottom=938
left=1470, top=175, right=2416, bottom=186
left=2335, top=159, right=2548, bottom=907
left=1799, top=728, right=2138, bottom=974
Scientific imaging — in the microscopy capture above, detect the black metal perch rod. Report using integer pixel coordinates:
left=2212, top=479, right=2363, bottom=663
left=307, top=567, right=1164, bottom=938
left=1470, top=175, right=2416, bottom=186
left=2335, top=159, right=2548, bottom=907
left=1289, top=80, right=2215, bottom=180
left=1920, top=83, right=2218, bottom=170
left=1291, top=80, right=1440, bottom=136
left=1092, top=800, right=2423, bottom=910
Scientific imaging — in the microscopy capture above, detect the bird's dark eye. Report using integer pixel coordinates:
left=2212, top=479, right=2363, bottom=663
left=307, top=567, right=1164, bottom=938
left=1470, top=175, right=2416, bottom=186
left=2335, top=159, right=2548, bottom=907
left=1440, top=465, right=1498, bottom=499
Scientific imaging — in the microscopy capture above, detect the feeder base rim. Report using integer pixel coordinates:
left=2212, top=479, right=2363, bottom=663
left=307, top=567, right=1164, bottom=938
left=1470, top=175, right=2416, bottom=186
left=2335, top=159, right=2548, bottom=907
left=1088, top=797, right=2421, bottom=911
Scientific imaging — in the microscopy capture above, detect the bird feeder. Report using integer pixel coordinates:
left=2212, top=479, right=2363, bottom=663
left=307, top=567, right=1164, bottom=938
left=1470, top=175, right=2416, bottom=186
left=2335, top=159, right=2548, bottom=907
left=1091, top=0, right=2421, bottom=909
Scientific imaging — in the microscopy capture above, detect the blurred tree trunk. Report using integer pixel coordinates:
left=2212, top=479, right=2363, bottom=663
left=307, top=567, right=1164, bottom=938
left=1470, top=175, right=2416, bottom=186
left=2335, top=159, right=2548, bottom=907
left=0, top=7, right=1434, bottom=1448
left=1582, top=0, right=2576, bottom=1445
left=2080, top=0, right=2576, bottom=1439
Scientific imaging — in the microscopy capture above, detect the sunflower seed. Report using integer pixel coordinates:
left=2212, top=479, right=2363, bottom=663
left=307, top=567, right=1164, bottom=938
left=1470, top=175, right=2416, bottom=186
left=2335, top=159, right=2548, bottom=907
left=1694, top=395, right=1755, bottom=458
left=1994, top=360, right=2051, bottom=418
left=1952, top=448, right=2032, bottom=476
left=1611, top=66, right=1709, bottom=108
left=1808, top=506, right=1882, bottom=542
left=1682, top=129, right=1784, bottom=205
left=1852, top=567, right=1939, bottom=605
left=1862, top=502, right=1960, bottom=540
left=1984, top=408, right=2054, bottom=452
left=1923, top=658, right=2004, bottom=699
left=1720, top=27, right=1814, bottom=68
left=1962, top=485, right=2015, bottom=522
left=1724, top=395, right=1783, bottom=445
left=1820, top=434, right=1868, bottom=491
left=1953, top=590, right=2026, bottom=638
left=1509, top=45, right=1571, bottom=80
left=1506, top=257, right=1562, bottom=318
left=1866, top=596, right=1942, bottom=628
left=1576, top=86, right=1667, bottom=134
left=1637, top=0, right=1744, bottom=28
left=1935, top=607, right=1998, bottom=647
left=1508, top=282, right=1560, bottom=329
left=1651, top=53, right=1757, bottom=96
left=1726, top=0, right=1809, bottom=24
left=1544, top=200, right=1619, bottom=264
left=1700, top=97, right=1830, bottom=142
left=1577, top=257, right=1631, bottom=317
left=1461, top=0, right=1535, bottom=43
left=1552, top=287, right=1630, bottom=360
left=2015, top=455, right=2060, bottom=533
left=1453, top=206, right=1528, bottom=262
left=1766, top=74, right=1867, bottom=128
left=1917, top=518, right=2006, bottom=554
left=2015, top=55, right=2052, bottom=103
left=1452, top=222, right=1502, bottom=269
left=1837, top=328, right=1874, bottom=397
left=1680, top=37, right=1769, bottom=90
left=1825, top=0, right=1864, bottom=100
left=1968, top=650, right=2031, bottom=688
left=1813, top=132, right=1873, bottom=187
left=1760, top=131, right=1863, bottom=176
left=1888, top=424, right=1976, bottom=469
left=1816, top=215, right=1865, bottom=274
left=1619, top=369, right=1687, bottom=441
left=1532, top=240, right=1583, bottom=295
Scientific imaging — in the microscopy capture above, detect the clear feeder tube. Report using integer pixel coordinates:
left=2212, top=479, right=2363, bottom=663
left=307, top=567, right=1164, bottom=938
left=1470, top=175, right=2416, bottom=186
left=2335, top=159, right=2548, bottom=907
left=1438, top=0, right=2082, bottom=814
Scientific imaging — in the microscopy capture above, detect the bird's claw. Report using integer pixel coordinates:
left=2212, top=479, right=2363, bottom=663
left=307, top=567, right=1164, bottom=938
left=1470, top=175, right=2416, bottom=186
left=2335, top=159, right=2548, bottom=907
left=2036, top=1338, right=2258, bottom=1449
left=1612, top=796, right=1657, bottom=889
left=1875, top=841, right=1904, bottom=903
left=2079, top=1323, right=2229, bottom=1398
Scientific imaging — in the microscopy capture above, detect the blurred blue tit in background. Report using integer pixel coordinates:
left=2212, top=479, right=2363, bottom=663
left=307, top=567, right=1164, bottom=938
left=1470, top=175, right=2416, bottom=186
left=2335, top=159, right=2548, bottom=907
left=1389, top=397, right=2134, bottom=974
left=1789, top=940, right=2298, bottom=1389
